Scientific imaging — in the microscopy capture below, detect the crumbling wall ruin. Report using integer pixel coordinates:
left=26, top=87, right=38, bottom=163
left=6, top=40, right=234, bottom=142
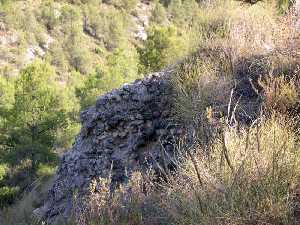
left=36, top=70, right=183, bottom=223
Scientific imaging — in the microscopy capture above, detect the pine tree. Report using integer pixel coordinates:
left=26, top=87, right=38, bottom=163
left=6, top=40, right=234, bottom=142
left=7, top=60, right=78, bottom=169
left=0, top=76, right=14, bottom=151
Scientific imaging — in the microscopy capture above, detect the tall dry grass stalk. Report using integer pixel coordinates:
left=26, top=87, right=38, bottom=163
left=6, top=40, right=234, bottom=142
left=162, top=115, right=300, bottom=225
left=70, top=171, right=170, bottom=225
left=3, top=2, right=300, bottom=225
left=64, top=2, right=300, bottom=224
left=171, top=0, right=300, bottom=139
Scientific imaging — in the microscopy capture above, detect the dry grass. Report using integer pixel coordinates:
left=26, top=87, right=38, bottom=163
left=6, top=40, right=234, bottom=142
left=65, top=115, right=300, bottom=225
left=171, top=45, right=234, bottom=125
left=259, top=75, right=300, bottom=113
left=171, top=0, right=300, bottom=130
left=3, top=1, right=300, bottom=225
left=166, top=3, right=300, bottom=224
left=162, top=115, right=300, bottom=225
left=69, top=171, right=169, bottom=225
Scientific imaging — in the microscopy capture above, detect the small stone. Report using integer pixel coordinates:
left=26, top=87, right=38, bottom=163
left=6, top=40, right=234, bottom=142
left=161, top=110, right=170, bottom=117
left=119, top=131, right=127, bottom=138
left=136, top=114, right=143, bottom=120
left=130, top=120, right=144, bottom=126
left=153, top=111, right=161, bottom=118
left=112, top=94, right=122, bottom=102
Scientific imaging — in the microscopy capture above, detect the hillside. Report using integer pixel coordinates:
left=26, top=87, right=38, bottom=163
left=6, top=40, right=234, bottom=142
left=2, top=0, right=300, bottom=225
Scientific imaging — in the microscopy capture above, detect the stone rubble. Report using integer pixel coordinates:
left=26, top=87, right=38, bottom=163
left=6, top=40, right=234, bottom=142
left=36, top=69, right=183, bottom=223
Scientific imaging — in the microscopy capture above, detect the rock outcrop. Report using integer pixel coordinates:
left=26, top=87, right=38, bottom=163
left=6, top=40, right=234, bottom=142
left=36, top=69, right=183, bottom=223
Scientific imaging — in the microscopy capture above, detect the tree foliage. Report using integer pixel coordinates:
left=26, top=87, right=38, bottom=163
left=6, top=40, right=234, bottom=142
left=5, top=60, right=78, bottom=168
left=139, top=25, right=187, bottom=74
left=39, top=1, right=60, bottom=31
left=150, top=1, right=168, bottom=24
left=77, top=45, right=140, bottom=109
left=0, top=77, right=14, bottom=152
left=83, top=4, right=130, bottom=50
left=104, top=0, right=138, bottom=12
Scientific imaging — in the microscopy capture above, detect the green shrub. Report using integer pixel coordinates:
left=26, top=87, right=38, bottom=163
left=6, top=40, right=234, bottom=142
left=77, top=45, right=140, bottom=109
left=0, top=76, right=14, bottom=116
left=36, top=164, right=55, bottom=179
left=139, top=25, right=187, bottom=74
left=0, top=164, right=7, bottom=182
left=0, top=77, right=15, bottom=151
left=167, top=0, right=198, bottom=26
left=46, top=41, right=69, bottom=73
left=63, top=25, right=93, bottom=74
left=76, top=67, right=105, bottom=109
left=150, top=1, right=168, bottom=24
left=0, top=186, right=20, bottom=207
left=83, top=4, right=129, bottom=50
left=104, top=0, right=138, bottom=12
left=167, top=0, right=185, bottom=25
left=107, top=44, right=140, bottom=83
left=60, top=3, right=82, bottom=32
left=67, top=41, right=92, bottom=74
left=277, top=0, right=293, bottom=14
left=39, top=1, right=60, bottom=30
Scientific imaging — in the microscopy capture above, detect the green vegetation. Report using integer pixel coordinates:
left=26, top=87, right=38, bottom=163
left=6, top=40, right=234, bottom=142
left=76, top=44, right=140, bottom=109
left=139, top=25, right=187, bottom=73
left=7, top=60, right=77, bottom=167
left=1, top=0, right=300, bottom=224
left=0, top=60, right=80, bottom=207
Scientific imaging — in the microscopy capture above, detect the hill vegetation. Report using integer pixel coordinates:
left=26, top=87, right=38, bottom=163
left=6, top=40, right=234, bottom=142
left=1, top=0, right=300, bottom=224
left=0, top=0, right=194, bottom=210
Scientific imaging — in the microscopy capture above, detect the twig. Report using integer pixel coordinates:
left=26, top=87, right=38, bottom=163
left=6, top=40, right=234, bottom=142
left=187, top=150, right=203, bottom=188
left=227, top=89, right=234, bottom=125
left=230, top=96, right=241, bottom=126
left=222, top=131, right=235, bottom=173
